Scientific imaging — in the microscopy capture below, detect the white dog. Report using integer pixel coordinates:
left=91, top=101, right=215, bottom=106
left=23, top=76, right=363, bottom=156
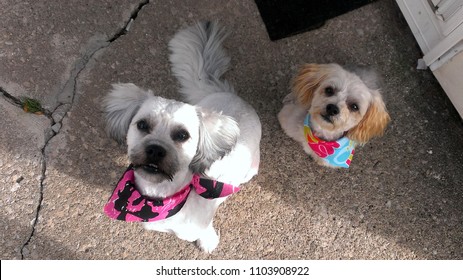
left=278, top=63, right=390, bottom=168
left=102, top=21, right=261, bottom=253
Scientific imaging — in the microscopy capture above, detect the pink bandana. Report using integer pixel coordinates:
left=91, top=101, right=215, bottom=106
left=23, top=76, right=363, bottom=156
left=104, top=166, right=240, bottom=222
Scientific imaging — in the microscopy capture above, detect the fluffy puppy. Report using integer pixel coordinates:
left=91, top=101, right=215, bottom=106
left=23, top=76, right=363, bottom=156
left=278, top=63, right=390, bottom=168
left=102, top=22, right=261, bottom=252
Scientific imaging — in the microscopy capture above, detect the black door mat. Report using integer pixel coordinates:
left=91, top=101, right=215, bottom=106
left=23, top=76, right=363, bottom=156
left=255, top=0, right=377, bottom=41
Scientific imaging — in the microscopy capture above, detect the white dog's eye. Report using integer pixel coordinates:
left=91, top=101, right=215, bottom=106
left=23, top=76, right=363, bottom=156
left=172, top=129, right=190, bottom=142
left=136, top=120, right=150, bottom=132
left=324, top=86, right=335, bottom=96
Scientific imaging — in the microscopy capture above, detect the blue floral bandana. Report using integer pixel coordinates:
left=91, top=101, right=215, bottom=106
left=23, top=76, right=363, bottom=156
left=304, top=114, right=356, bottom=168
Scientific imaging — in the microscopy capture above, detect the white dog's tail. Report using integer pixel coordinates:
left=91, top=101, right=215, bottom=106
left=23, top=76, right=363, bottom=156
left=169, top=21, right=234, bottom=104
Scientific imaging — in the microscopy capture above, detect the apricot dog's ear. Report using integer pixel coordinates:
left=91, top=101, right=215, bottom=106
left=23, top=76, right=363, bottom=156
left=347, top=91, right=391, bottom=144
left=291, top=63, right=336, bottom=107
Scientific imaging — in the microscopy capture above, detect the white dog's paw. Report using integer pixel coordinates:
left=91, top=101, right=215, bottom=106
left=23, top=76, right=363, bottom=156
left=196, top=228, right=220, bottom=253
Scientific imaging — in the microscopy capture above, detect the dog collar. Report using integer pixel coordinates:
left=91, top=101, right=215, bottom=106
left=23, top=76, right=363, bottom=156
left=104, top=166, right=240, bottom=222
left=303, top=114, right=355, bottom=168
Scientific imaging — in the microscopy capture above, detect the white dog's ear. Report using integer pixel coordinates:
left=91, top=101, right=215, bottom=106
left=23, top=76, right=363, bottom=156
left=102, top=83, right=152, bottom=144
left=190, top=108, right=240, bottom=174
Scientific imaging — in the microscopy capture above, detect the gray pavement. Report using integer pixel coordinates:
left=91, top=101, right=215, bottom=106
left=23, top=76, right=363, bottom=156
left=1, top=0, right=462, bottom=260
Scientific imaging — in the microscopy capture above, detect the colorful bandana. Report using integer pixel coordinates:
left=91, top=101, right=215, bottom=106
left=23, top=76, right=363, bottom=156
left=104, top=166, right=240, bottom=222
left=303, top=114, right=356, bottom=168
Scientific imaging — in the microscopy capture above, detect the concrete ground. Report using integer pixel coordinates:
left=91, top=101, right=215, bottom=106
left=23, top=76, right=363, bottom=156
left=1, top=0, right=462, bottom=260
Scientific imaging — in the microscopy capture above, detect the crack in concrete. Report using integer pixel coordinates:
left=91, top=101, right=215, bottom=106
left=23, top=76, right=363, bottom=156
left=18, top=0, right=151, bottom=259
left=0, top=87, right=23, bottom=107
left=109, top=0, right=150, bottom=43
left=0, top=87, right=53, bottom=118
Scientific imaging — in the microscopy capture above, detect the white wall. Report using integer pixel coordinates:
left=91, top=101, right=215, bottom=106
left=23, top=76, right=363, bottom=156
left=433, top=51, right=463, bottom=118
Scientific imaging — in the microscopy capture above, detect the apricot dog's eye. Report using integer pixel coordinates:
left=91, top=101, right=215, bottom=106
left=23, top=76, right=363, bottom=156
left=325, top=86, right=335, bottom=96
left=349, top=103, right=359, bottom=112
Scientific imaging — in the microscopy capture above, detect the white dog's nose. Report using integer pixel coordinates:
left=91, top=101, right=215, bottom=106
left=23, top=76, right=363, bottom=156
left=145, top=144, right=167, bottom=162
